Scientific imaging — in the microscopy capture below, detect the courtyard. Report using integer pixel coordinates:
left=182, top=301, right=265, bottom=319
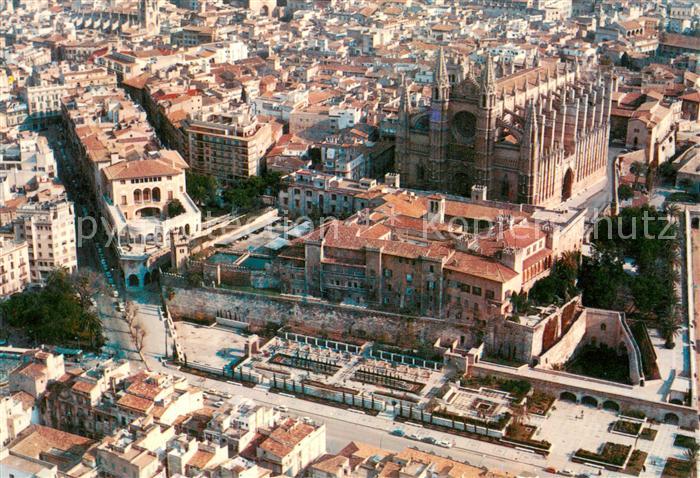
left=174, top=321, right=249, bottom=371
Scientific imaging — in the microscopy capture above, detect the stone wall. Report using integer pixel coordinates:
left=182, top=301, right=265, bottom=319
left=537, top=310, right=587, bottom=367
left=162, top=276, right=470, bottom=347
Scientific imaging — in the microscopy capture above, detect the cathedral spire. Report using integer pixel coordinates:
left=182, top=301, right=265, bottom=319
left=399, top=75, right=410, bottom=114
left=435, top=47, right=448, bottom=86
left=481, top=53, right=496, bottom=92
left=432, top=47, right=450, bottom=103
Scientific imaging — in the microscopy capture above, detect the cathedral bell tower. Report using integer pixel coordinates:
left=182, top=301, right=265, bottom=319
left=395, top=76, right=411, bottom=176
left=139, top=0, right=160, bottom=34
left=428, top=47, right=450, bottom=190
left=475, top=54, right=497, bottom=190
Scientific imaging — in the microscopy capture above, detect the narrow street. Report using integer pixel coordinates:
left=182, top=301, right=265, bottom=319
left=48, top=126, right=140, bottom=360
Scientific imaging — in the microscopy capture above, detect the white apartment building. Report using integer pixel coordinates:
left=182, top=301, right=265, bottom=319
left=24, top=67, right=116, bottom=122
left=13, top=196, right=77, bottom=284
left=200, top=40, right=249, bottom=64
left=0, top=132, right=57, bottom=203
left=0, top=235, right=30, bottom=297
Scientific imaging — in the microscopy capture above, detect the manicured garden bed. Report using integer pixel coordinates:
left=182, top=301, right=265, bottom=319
left=640, top=428, right=658, bottom=441
left=574, top=442, right=632, bottom=467
left=503, top=425, right=551, bottom=451
left=527, top=390, right=555, bottom=415
left=613, top=419, right=643, bottom=436
left=623, top=450, right=648, bottom=476
left=662, top=457, right=692, bottom=477
left=674, top=434, right=697, bottom=449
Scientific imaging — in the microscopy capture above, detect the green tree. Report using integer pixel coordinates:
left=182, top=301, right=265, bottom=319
left=186, top=172, right=217, bottom=206
left=630, top=161, right=647, bottom=190
left=1, top=268, right=104, bottom=350
left=167, top=199, right=186, bottom=218
left=618, top=184, right=634, bottom=201
left=71, top=269, right=106, bottom=309
left=578, top=252, right=627, bottom=310
left=659, top=309, right=683, bottom=349
left=658, top=161, right=677, bottom=184
left=528, top=254, right=579, bottom=306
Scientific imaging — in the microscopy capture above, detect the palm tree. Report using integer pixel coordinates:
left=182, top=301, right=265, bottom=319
left=684, top=442, right=699, bottom=478
left=664, top=202, right=682, bottom=222
left=660, top=312, right=682, bottom=349
left=630, top=161, right=647, bottom=190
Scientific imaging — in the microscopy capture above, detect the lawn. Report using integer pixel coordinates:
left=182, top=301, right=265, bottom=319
left=662, top=457, right=692, bottom=478
left=565, top=344, right=631, bottom=384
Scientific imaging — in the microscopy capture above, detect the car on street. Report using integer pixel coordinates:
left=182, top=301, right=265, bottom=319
left=421, top=436, right=437, bottom=444
left=436, top=439, right=452, bottom=448
left=390, top=429, right=405, bottom=437
left=559, top=470, right=574, bottom=477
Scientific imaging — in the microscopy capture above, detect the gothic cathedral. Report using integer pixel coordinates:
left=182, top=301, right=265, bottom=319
left=395, top=49, right=613, bottom=207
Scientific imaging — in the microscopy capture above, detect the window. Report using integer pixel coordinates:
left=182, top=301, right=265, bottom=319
left=486, top=290, right=495, bottom=299
left=460, top=284, right=471, bottom=293
left=472, top=286, right=482, bottom=296
left=383, top=268, right=392, bottom=278
left=406, top=274, right=413, bottom=283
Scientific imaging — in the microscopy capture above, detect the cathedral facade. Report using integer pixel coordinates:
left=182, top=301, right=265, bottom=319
left=395, top=51, right=613, bottom=207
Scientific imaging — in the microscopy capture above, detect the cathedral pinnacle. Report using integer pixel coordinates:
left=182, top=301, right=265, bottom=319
left=435, top=47, right=448, bottom=85
left=481, top=53, right=496, bottom=92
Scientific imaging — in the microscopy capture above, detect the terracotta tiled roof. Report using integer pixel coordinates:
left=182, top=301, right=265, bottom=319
left=102, top=158, right=182, bottom=181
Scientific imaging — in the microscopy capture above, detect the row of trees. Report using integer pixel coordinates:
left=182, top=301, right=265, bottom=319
left=1, top=269, right=104, bottom=350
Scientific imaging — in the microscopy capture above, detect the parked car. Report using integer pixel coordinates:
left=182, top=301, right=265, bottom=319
left=421, top=436, right=437, bottom=444
left=437, top=439, right=452, bottom=448
left=560, top=470, right=574, bottom=477
left=390, top=429, right=405, bottom=437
